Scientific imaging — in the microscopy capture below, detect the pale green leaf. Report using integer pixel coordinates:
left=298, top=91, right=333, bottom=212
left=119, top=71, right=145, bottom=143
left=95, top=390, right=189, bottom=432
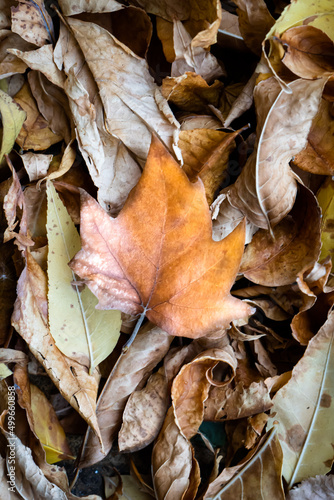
left=0, top=363, right=12, bottom=380
left=266, top=311, right=334, bottom=486
left=0, top=89, right=26, bottom=164
left=46, top=181, right=121, bottom=374
left=317, top=178, right=334, bottom=261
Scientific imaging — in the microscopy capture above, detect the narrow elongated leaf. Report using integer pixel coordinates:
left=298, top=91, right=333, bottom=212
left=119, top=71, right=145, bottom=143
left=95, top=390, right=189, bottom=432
left=266, top=310, right=334, bottom=486
left=47, top=181, right=121, bottom=373
left=0, top=89, right=26, bottom=164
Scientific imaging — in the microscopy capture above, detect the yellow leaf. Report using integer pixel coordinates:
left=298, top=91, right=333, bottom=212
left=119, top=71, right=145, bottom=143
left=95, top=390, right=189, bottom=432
left=0, top=363, right=12, bottom=381
left=317, top=177, right=334, bottom=261
left=0, top=89, right=26, bottom=164
left=30, top=384, right=74, bottom=464
left=46, top=181, right=121, bottom=374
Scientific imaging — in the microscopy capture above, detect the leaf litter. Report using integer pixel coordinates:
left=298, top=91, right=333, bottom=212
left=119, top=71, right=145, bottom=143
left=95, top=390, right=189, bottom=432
left=0, top=0, right=333, bottom=498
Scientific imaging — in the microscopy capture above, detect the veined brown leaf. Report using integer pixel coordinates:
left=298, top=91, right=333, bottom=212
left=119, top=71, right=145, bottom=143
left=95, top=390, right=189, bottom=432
left=70, top=136, right=253, bottom=339
left=11, top=0, right=54, bottom=47
left=266, top=310, right=334, bottom=486
left=46, top=181, right=121, bottom=373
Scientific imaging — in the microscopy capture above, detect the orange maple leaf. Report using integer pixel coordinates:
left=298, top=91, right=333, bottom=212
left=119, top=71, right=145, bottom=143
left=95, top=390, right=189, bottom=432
left=70, top=137, right=252, bottom=339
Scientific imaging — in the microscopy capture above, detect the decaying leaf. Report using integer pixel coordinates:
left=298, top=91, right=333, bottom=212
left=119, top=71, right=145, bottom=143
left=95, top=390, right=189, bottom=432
left=172, top=347, right=237, bottom=439
left=317, top=177, right=334, bottom=261
left=266, top=310, right=334, bottom=486
left=287, top=474, right=334, bottom=500
left=0, top=88, right=26, bottom=164
left=21, top=152, right=52, bottom=182
left=203, top=429, right=284, bottom=499
left=70, top=136, right=253, bottom=339
left=11, top=0, right=54, bottom=47
left=240, top=185, right=321, bottom=286
left=152, top=407, right=200, bottom=500
left=46, top=181, right=121, bottom=373
left=234, top=0, right=274, bottom=55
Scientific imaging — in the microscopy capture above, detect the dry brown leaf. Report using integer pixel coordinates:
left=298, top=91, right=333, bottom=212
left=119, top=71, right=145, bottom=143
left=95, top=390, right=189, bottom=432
left=14, top=82, right=62, bottom=151
left=28, top=71, right=72, bottom=144
left=161, top=72, right=223, bottom=113
left=68, top=17, right=179, bottom=163
left=234, top=0, right=274, bottom=55
left=179, top=128, right=239, bottom=205
left=21, top=153, right=53, bottom=182
left=203, top=429, right=284, bottom=499
left=240, top=185, right=321, bottom=286
left=280, top=26, right=334, bottom=80
left=77, top=324, right=173, bottom=468
left=24, top=183, right=47, bottom=239
left=118, top=366, right=169, bottom=453
left=58, top=0, right=123, bottom=16
left=171, top=20, right=224, bottom=81
left=225, top=77, right=325, bottom=231
left=152, top=407, right=200, bottom=500
left=294, top=99, right=334, bottom=175
left=11, top=0, right=54, bottom=47
left=0, top=31, right=35, bottom=79
left=172, top=347, right=237, bottom=439
left=70, top=137, right=253, bottom=338
left=11, top=250, right=102, bottom=443
left=223, top=70, right=257, bottom=128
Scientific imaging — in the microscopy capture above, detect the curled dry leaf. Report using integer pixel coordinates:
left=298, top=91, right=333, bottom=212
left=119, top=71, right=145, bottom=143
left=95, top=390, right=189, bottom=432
left=267, top=310, right=334, bottom=486
left=13, top=83, right=62, bottom=151
left=279, top=26, right=334, bottom=80
left=225, top=77, right=325, bottom=231
left=172, top=347, right=237, bottom=439
left=11, top=250, right=102, bottom=444
left=68, top=17, right=178, bottom=163
left=234, top=0, right=274, bottom=55
left=294, top=99, right=334, bottom=176
left=203, top=429, right=284, bottom=499
left=58, top=0, right=124, bottom=16
left=179, top=128, right=240, bottom=205
left=240, top=185, right=321, bottom=286
left=78, top=325, right=172, bottom=468
left=152, top=407, right=200, bottom=500
left=70, top=137, right=253, bottom=339
left=11, top=0, right=54, bottom=47
left=21, top=152, right=53, bottom=182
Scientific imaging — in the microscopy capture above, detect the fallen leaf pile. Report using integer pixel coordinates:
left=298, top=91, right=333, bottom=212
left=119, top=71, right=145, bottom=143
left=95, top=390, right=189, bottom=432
left=0, top=0, right=333, bottom=499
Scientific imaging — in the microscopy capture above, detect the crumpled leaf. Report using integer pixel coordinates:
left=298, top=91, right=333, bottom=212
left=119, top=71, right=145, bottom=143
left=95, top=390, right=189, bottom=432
left=152, top=406, right=200, bottom=500
left=47, top=181, right=121, bottom=373
left=266, top=310, right=334, bottom=486
left=287, top=474, right=334, bottom=500
left=172, top=347, right=237, bottom=439
left=58, top=0, right=124, bottom=16
left=11, top=250, right=102, bottom=443
left=21, top=152, right=52, bottom=182
left=234, top=0, right=274, bottom=55
left=68, top=17, right=179, bottom=163
left=223, top=77, right=325, bottom=231
left=0, top=88, right=26, bottom=164
left=77, top=324, right=173, bottom=468
left=13, top=82, right=62, bottom=151
left=203, top=429, right=284, bottom=499
left=317, top=177, right=334, bottom=261
left=11, top=0, right=54, bottom=47
left=70, top=136, right=253, bottom=339
left=240, top=185, right=321, bottom=286
left=294, top=99, right=334, bottom=175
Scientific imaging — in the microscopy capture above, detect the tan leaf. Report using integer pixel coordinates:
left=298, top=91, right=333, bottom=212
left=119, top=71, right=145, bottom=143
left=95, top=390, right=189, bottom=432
left=8, top=45, right=65, bottom=88
left=58, top=0, right=124, bottom=16
left=203, top=429, right=284, bottom=499
left=225, top=77, right=325, bottom=231
left=104, top=474, right=153, bottom=500
left=0, top=31, right=32, bottom=79
left=161, top=72, right=223, bottom=113
left=0, top=455, right=21, bottom=499
left=294, top=99, right=334, bottom=175
left=21, top=152, right=53, bottom=182
left=266, top=310, right=334, bottom=486
left=11, top=0, right=54, bottom=47
left=11, top=250, right=102, bottom=444
left=38, top=142, right=76, bottom=184
left=77, top=324, right=173, bottom=468
left=171, top=20, right=224, bottom=81
left=24, top=183, right=47, bottom=239
left=179, top=128, right=239, bottom=205
left=223, top=70, right=257, bottom=128
left=70, top=137, right=253, bottom=339
left=172, top=347, right=237, bottom=439
left=234, top=0, right=274, bottom=55
left=287, top=474, right=334, bottom=500
left=152, top=407, right=200, bottom=500
left=67, top=17, right=178, bottom=163
left=13, top=82, right=62, bottom=151
left=0, top=0, right=15, bottom=30
left=240, top=185, right=321, bottom=286
left=118, top=366, right=169, bottom=452
left=156, top=17, right=175, bottom=62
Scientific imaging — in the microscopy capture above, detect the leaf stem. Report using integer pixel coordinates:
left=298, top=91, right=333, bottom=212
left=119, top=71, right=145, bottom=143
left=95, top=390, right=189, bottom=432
left=122, top=309, right=147, bottom=354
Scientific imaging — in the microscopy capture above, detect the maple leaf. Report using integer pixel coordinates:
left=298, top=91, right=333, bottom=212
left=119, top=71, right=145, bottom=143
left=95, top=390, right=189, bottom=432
left=70, top=136, right=252, bottom=339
